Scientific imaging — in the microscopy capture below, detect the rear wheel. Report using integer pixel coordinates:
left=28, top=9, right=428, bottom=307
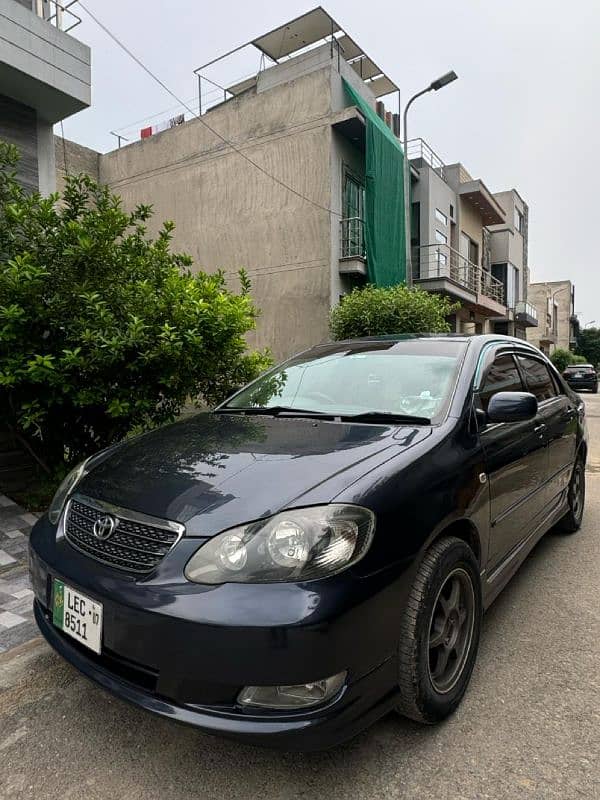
left=396, top=537, right=482, bottom=724
left=556, top=456, right=585, bottom=533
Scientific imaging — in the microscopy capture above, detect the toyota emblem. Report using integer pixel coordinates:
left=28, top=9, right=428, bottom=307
left=93, top=515, right=116, bottom=541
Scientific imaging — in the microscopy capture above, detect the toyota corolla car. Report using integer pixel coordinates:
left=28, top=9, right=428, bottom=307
left=29, top=335, right=587, bottom=750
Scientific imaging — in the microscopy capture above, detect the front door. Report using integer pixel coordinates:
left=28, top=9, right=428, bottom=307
left=516, top=355, right=578, bottom=513
left=477, top=352, right=549, bottom=572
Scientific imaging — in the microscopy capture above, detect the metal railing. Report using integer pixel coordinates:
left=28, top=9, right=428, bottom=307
left=514, top=300, right=538, bottom=322
left=340, top=217, right=366, bottom=259
left=406, top=138, right=446, bottom=180
left=480, top=269, right=504, bottom=304
left=32, top=0, right=81, bottom=32
left=413, top=244, right=505, bottom=305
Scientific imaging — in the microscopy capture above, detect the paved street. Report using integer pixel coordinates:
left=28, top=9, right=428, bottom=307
left=1, top=401, right=599, bottom=800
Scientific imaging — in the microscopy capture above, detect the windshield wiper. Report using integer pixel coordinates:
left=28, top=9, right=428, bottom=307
left=216, top=407, right=431, bottom=425
left=339, top=411, right=431, bottom=425
left=216, top=406, right=334, bottom=418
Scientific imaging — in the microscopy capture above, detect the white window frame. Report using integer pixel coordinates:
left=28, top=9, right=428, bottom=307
left=435, top=208, right=447, bottom=226
left=514, top=207, right=523, bottom=233
left=435, top=229, right=447, bottom=245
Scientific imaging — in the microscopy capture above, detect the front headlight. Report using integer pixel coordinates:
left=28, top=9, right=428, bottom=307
left=47, top=458, right=90, bottom=524
left=184, top=505, right=375, bottom=584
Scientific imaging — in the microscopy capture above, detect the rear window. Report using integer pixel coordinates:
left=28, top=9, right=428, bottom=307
left=565, top=366, right=595, bottom=373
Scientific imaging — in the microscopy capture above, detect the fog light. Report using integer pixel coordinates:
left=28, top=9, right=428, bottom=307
left=237, top=672, right=346, bottom=710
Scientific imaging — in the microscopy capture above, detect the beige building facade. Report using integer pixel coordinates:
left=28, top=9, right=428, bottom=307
left=526, top=280, right=576, bottom=355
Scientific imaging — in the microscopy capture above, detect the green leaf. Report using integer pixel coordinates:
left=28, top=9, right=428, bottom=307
left=0, top=137, right=271, bottom=469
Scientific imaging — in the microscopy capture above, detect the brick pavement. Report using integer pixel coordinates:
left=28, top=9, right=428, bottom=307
left=0, top=494, right=39, bottom=653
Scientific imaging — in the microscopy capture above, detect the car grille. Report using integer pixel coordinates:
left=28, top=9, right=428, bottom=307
left=64, top=497, right=184, bottom=574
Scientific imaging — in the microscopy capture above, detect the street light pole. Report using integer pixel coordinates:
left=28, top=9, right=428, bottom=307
left=403, top=71, right=458, bottom=288
left=549, top=284, right=571, bottom=348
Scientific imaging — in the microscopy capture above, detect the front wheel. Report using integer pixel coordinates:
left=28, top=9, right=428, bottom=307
left=556, top=457, right=585, bottom=533
left=396, top=537, right=482, bottom=724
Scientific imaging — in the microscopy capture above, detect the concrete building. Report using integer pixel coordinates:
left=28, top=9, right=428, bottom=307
left=62, top=8, right=404, bottom=360
left=0, top=0, right=90, bottom=193
left=527, top=280, right=577, bottom=355
left=50, top=8, right=535, bottom=358
left=488, top=189, right=538, bottom=337
left=408, top=139, right=537, bottom=336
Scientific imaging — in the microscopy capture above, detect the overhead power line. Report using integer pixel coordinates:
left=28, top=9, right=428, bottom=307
left=78, top=2, right=341, bottom=218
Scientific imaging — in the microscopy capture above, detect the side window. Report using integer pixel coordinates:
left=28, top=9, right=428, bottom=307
left=479, top=354, right=523, bottom=412
left=517, top=356, right=557, bottom=402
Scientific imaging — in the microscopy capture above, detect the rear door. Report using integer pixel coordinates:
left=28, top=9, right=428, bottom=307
left=477, top=351, right=549, bottom=572
left=516, top=355, right=577, bottom=513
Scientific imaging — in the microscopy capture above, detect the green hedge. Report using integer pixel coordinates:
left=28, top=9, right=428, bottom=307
left=329, top=284, right=460, bottom=340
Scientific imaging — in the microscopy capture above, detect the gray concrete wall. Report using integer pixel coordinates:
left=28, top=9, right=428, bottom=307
left=411, top=165, right=457, bottom=260
left=54, top=135, right=100, bottom=192
left=0, top=94, right=37, bottom=191
left=98, top=65, right=336, bottom=361
left=489, top=189, right=528, bottom=303
left=0, top=0, right=90, bottom=123
left=36, top=118, right=54, bottom=194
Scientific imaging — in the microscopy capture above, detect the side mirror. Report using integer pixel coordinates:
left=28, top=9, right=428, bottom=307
left=486, top=391, right=538, bottom=423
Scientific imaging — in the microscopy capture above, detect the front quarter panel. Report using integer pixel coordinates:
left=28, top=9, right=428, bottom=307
left=333, top=411, right=489, bottom=578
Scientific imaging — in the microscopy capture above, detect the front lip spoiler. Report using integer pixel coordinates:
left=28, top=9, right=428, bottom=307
left=33, top=601, right=399, bottom=751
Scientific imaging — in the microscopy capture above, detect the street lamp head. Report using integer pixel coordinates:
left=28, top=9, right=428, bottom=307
left=430, top=71, right=458, bottom=91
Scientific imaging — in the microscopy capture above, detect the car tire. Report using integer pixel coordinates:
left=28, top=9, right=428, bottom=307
left=593, top=386, right=598, bottom=394
left=556, top=456, right=585, bottom=534
left=395, top=536, right=482, bottom=725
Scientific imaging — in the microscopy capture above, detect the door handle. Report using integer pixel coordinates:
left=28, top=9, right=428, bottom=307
left=534, top=423, right=546, bottom=434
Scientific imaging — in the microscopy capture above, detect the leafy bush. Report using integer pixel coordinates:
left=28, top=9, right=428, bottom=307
left=575, top=327, right=600, bottom=367
left=0, top=141, right=270, bottom=471
left=550, top=348, right=579, bottom=373
left=329, top=284, right=460, bottom=341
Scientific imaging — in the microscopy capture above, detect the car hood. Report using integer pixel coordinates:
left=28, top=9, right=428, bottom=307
left=77, top=412, right=431, bottom=536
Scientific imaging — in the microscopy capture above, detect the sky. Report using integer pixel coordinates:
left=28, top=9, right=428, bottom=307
left=61, top=0, right=600, bottom=325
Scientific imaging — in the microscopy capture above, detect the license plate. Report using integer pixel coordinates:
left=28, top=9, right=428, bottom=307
left=574, top=373, right=583, bottom=378
left=52, top=579, right=102, bottom=654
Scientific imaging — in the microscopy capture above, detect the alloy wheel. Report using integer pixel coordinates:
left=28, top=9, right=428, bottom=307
left=570, top=462, right=584, bottom=523
left=427, top=568, right=476, bottom=694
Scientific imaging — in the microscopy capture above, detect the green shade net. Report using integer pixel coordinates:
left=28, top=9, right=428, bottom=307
left=343, top=79, right=406, bottom=286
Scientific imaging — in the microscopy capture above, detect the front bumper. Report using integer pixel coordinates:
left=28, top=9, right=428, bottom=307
left=29, top=516, right=408, bottom=750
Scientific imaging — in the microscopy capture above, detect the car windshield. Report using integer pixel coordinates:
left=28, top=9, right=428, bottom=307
left=222, top=339, right=467, bottom=423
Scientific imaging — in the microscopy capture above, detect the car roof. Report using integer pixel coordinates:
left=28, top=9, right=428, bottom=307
left=329, top=333, right=538, bottom=349
left=565, top=363, right=594, bottom=368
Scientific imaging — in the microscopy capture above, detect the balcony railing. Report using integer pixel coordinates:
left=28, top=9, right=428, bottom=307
left=514, top=301, right=538, bottom=323
left=413, top=244, right=505, bottom=305
left=406, top=138, right=446, bottom=181
left=30, top=0, right=81, bottom=32
left=340, top=217, right=366, bottom=260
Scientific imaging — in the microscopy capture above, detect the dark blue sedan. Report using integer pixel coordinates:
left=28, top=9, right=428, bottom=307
left=29, top=335, right=587, bottom=750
